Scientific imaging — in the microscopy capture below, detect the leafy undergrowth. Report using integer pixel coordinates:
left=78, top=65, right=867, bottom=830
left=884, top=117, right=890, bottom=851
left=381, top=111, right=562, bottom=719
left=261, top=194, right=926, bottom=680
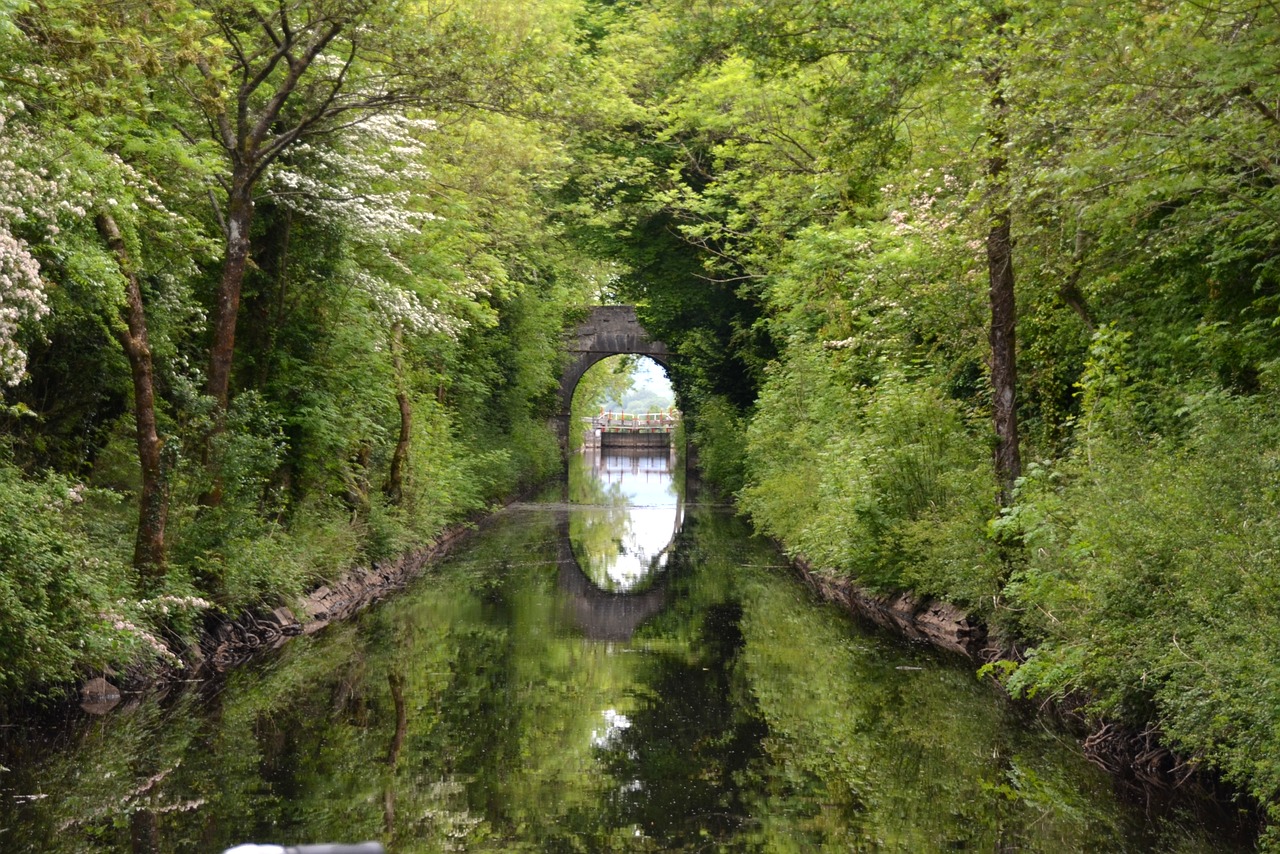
left=0, top=409, right=560, bottom=706
left=998, top=390, right=1280, bottom=842
left=740, top=377, right=1280, bottom=844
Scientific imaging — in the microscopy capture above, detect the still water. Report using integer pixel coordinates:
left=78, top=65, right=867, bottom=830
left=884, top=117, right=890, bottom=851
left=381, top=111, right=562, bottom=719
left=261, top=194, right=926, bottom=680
left=0, top=448, right=1251, bottom=852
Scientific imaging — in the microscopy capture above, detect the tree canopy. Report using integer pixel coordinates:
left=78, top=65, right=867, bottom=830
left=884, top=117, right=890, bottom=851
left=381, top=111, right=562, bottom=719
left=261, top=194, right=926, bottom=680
left=2, top=0, right=1280, bottom=842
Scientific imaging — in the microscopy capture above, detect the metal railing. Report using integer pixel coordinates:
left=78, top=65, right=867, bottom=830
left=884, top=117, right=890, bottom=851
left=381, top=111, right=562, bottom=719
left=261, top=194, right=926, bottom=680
left=586, top=411, right=681, bottom=433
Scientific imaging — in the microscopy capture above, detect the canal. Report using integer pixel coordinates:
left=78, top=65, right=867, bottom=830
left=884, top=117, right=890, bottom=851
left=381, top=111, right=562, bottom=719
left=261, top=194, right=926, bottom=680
left=0, top=448, right=1250, bottom=851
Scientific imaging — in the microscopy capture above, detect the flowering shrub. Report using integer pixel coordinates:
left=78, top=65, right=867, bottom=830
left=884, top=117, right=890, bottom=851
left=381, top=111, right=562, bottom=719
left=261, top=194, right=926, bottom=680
left=0, top=102, right=56, bottom=387
left=0, top=462, right=131, bottom=697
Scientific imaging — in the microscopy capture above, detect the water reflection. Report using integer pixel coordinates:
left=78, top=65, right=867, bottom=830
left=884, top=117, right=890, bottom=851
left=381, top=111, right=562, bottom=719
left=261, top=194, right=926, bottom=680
left=0, top=467, right=1255, bottom=852
left=567, top=446, right=683, bottom=593
left=555, top=545, right=669, bottom=642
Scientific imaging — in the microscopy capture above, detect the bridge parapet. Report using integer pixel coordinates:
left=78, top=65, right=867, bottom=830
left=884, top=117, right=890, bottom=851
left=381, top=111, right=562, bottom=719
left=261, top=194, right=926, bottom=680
left=591, top=411, right=680, bottom=433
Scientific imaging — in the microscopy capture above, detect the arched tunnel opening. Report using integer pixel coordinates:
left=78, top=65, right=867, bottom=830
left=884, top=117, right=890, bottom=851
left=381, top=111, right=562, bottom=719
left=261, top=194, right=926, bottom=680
left=569, top=354, right=678, bottom=453
left=565, top=354, right=684, bottom=599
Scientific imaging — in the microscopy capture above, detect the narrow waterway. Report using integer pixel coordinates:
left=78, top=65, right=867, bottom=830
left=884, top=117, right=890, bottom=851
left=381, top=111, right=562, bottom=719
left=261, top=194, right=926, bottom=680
left=0, top=447, right=1252, bottom=852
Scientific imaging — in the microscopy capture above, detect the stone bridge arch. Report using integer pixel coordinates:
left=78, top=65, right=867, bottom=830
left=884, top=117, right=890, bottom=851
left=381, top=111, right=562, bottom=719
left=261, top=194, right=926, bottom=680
left=552, top=305, right=672, bottom=451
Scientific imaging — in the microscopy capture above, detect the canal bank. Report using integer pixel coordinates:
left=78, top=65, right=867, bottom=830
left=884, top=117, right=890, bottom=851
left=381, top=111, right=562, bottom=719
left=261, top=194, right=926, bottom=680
left=782, top=552, right=1264, bottom=841
left=67, top=490, right=534, bottom=714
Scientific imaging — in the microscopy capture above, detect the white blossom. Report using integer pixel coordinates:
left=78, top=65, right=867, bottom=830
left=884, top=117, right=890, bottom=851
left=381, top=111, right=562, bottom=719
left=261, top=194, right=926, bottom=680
left=0, top=98, right=88, bottom=386
left=354, top=270, right=464, bottom=336
left=265, top=112, right=439, bottom=237
left=263, top=110, right=487, bottom=339
left=100, top=610, right=181, bottom=665
left=0, top=227, right=49, bottom=387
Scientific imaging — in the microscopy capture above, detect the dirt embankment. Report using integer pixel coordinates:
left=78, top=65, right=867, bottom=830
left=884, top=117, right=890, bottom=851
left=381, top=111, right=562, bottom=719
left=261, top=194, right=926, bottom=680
left=78, top=506, right=507, bottom=714
left=198, top=536, right=463, bottom=673
left=792, top=561, right=988, bottom=658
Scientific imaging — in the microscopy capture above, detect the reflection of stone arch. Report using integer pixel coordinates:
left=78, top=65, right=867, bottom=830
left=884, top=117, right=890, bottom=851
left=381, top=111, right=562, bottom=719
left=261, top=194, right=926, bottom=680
left=552, top=306, right=672, bottom=451
left=555, top=513, right=669, bottom=642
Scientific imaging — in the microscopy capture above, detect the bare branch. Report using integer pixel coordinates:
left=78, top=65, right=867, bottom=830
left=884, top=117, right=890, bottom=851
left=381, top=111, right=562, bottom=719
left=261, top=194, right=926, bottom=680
left=279, top=2, right=294, bottom=45
left=216, top=16, right=252, bottom=89
left=193, top=59, right=236, bottom=152
left=246, top=20, right=345, bottom=154
left=1242, top=84, right=1280, bottom=129
left=693, top=272, right=767, bottom=284
left=252, top=8, right=283, bottom=50
left=237, top=18, right=295, bottom=110
left=207, top=188, right=228, bottom=238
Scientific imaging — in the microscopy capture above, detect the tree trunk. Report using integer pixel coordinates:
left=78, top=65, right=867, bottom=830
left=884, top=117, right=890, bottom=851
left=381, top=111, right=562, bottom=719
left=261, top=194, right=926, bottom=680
left=202, top=173, right=255, bottom=507
left=1061, top=227, right=1095, bottom=330
left=130, top=808, right=159, bottom=854
left=95, top=213, right=167, bottom=583
left=988, top=210, right=1020, bottom=505
left=207, top=172, right=255, bottom=413
left=259, top=207, right=294, bottom=388
left=386, top=671, right=408, bottom=765
left=384, top=670, right=408, bottom=839
left=985, top=19, right=1022, bottom=507
left=385, top=323, right=412, bottom=505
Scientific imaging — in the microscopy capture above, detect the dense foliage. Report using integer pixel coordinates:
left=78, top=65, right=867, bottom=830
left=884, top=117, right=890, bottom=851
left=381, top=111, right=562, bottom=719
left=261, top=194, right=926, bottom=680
left=556, top=0, right=1280, bottom=840
left=0, top=0, right=606, bottom=699
left=3, top=0, right=1280, bottom=843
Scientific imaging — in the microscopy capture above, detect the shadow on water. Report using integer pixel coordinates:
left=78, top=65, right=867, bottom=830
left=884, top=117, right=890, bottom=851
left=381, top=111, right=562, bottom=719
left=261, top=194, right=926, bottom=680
left=0, top=446, right=1261, bottom=852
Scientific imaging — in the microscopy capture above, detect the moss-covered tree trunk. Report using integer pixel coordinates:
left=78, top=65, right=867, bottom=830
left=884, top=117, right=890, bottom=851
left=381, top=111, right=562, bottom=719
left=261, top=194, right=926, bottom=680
left=385, top=323, right=412, bottom=505
left=984, top=14, right=1021, bottom=507
left=95, top=212, right=167, bottom=581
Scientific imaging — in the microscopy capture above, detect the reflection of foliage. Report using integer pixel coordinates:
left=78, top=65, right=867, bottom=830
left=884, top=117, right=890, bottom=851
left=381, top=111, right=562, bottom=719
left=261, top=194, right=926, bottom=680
left=567, top=451, right=634, bottom=590
left=595, top=600, right=771, bottom=849
left=735, top=569, right=1145, bottom=852
left=0, top=501, right=1236, bottom=852
left=568, top=450, right=630, bottom=507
